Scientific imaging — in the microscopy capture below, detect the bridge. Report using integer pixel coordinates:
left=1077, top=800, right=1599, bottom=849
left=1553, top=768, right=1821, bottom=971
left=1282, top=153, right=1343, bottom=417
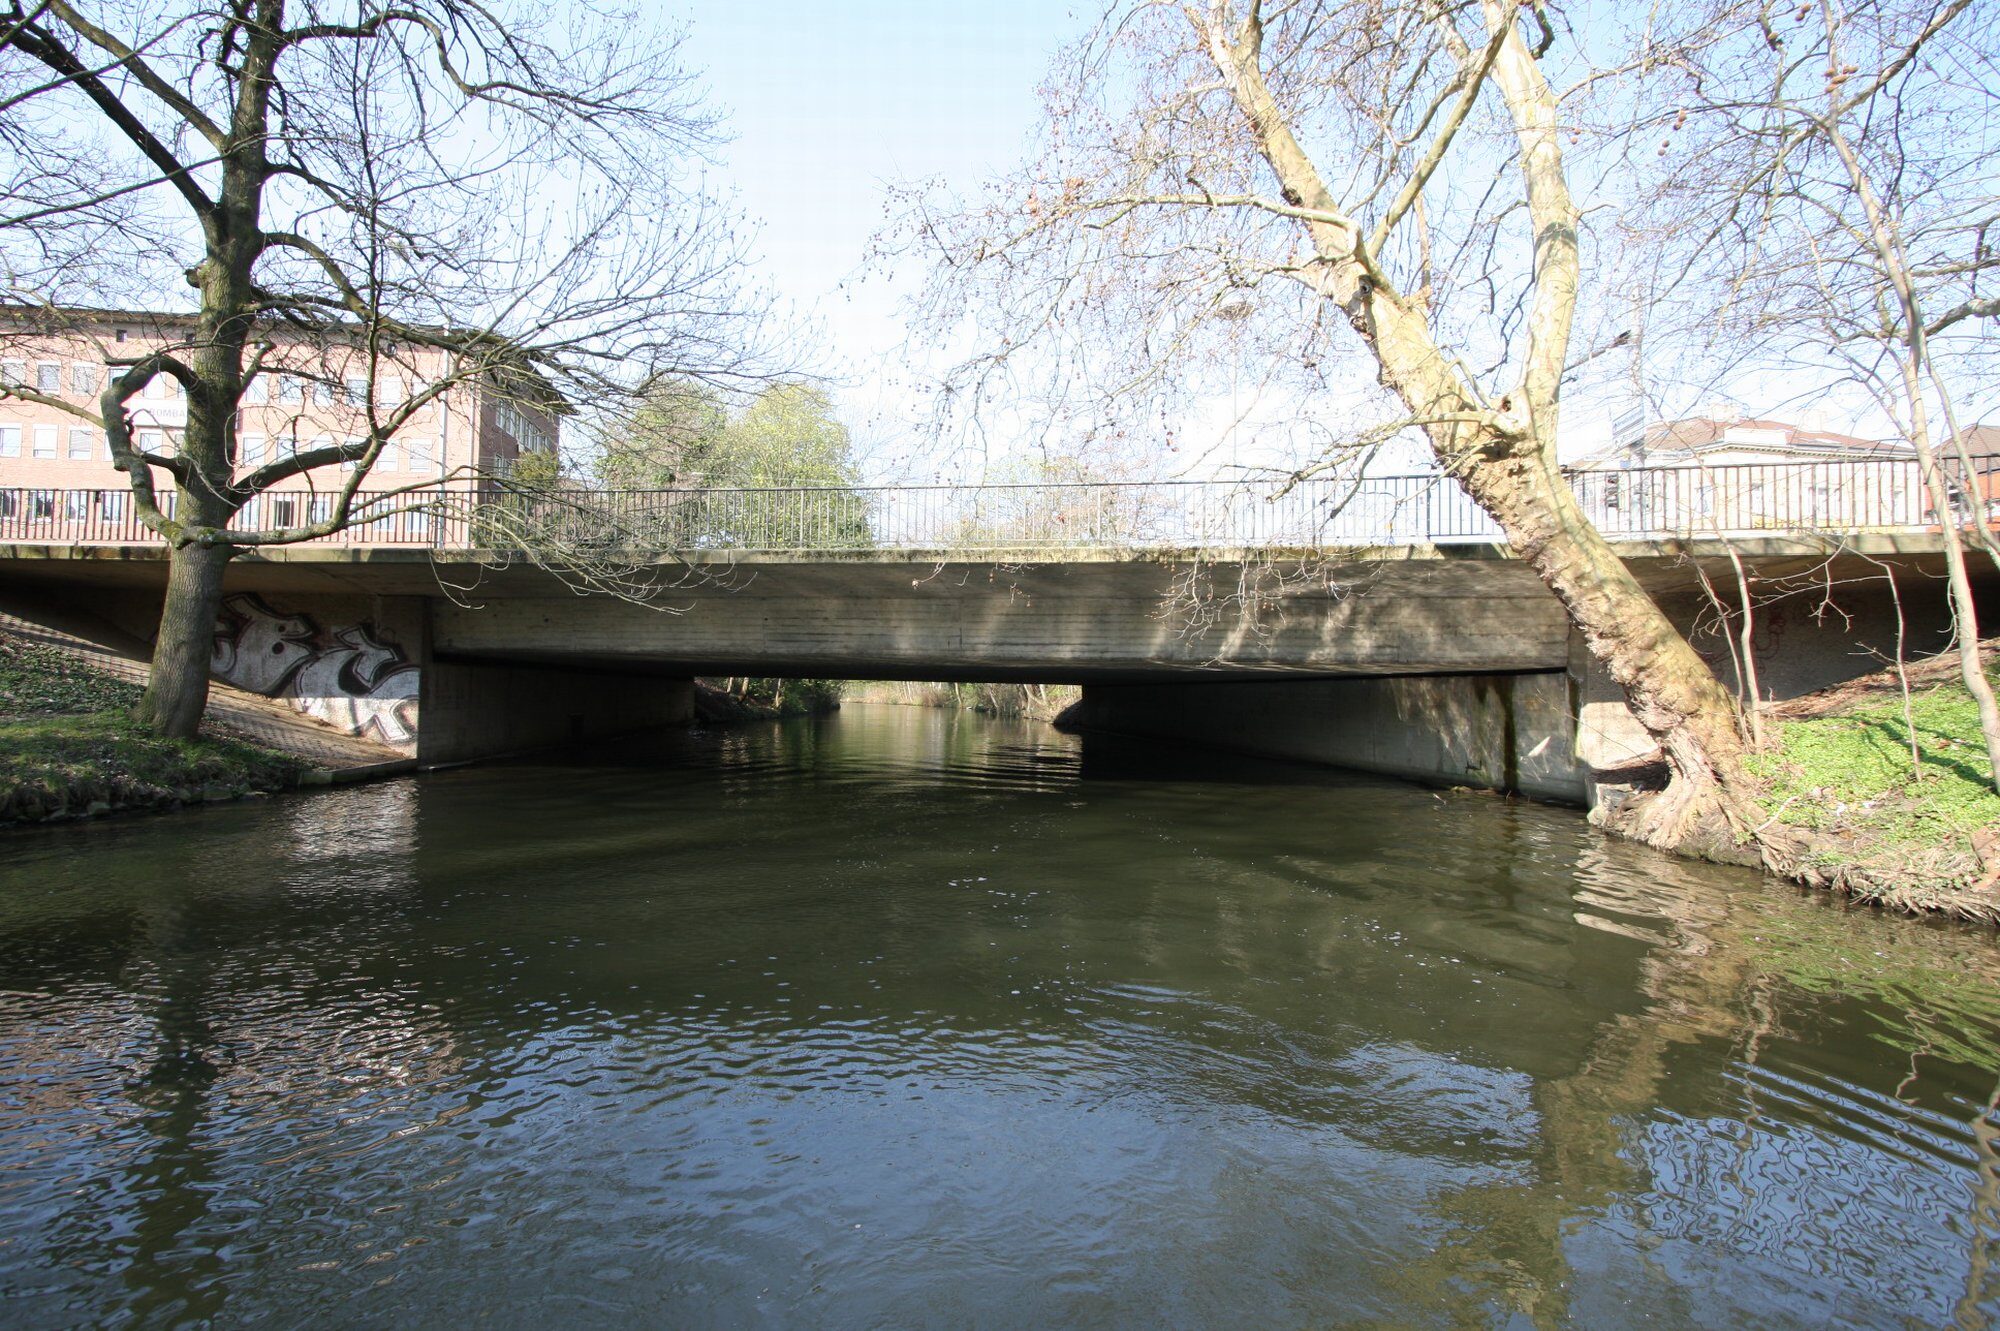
left=0, top=456, right=1982, bottom=805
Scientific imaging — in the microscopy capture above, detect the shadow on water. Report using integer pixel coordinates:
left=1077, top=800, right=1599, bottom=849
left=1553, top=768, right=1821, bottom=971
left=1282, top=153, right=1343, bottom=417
left=0, top=704, right=1997, bottom=1328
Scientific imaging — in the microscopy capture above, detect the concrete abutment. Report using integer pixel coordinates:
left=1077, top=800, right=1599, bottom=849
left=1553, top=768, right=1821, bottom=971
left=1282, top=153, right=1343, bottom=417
left=417, top=655, right=692, bottom=767
left=1067, top=671, right=1587, bottom=803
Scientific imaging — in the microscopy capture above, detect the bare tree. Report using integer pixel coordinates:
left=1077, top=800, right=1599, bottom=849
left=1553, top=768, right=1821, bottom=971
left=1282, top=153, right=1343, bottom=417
left=1629, top=0, right=2000, bottom=791
left=895, top=1, right=1784, bottom=859
left=0, top=0, right=761, bottom=736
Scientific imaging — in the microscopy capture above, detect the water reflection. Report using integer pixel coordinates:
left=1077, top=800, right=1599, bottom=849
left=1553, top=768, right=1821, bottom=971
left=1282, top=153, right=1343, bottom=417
left=0, top=704, right=1995, bottom=1328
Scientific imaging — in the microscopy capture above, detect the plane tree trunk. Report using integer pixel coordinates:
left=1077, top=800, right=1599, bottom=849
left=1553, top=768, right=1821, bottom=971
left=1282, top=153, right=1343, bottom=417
left=1453, top=448, right=1759, bottom=855
left=1196, top=1, right=1767, bottom=862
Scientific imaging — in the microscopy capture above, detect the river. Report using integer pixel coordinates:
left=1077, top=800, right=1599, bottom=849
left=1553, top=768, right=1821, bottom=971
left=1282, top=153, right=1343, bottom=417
left=1, top=703, right=1997, bottom=1328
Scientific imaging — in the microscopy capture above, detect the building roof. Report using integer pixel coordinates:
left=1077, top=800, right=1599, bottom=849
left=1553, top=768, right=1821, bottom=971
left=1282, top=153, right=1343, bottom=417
left=1956, top=424, right=2000, bottom=467
left=1574, top=415, right=1913, bottom=468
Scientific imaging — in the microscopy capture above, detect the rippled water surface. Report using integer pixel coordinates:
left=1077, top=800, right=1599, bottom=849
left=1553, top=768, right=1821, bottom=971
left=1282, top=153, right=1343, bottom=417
left=3, top=704, right=1999, bottom=1328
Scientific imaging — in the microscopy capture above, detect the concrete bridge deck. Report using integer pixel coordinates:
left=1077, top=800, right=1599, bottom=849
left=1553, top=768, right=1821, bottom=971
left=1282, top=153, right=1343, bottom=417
left=0, top=534, right=1958, bottom=682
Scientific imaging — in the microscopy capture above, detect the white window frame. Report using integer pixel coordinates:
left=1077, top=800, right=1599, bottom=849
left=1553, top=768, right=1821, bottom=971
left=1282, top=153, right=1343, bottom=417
left=240, top=434, right=266, bottom=467
left=279, top=375, right=303, bottom=404
left=35, top=362, right=60, bottom=394
left=67, top=426, right=95, bottom=460
left=245, top=374, right=269, bottom=405
left=70, top=363, right=98, bottom=395
left=0, top=425, right=17, bottom=458
left=31, top=424, right=57, bottom=458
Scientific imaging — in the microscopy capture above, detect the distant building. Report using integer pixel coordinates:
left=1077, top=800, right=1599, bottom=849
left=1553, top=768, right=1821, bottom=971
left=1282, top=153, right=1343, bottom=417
left=0, top=306, right=560, bottom=533
left=1570, top=413, right=1920, bottom=534
left=1576, top=413, right=1914, bottom=470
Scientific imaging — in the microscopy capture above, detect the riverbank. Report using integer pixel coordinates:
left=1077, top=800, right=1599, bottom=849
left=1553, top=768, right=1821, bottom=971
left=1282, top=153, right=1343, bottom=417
left=0, top=627, right=303, bottom=825
left=1749, top=644, right=2000, bottom=921
left=844, top=681, right=1080, bottom=721
left=693, top=678, right=842, bottom=724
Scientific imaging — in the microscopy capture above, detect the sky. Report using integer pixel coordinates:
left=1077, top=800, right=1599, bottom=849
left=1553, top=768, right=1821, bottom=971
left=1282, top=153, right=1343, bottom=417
left=669, top=2, right=1093, bottom=479
left=659, top=3, right=1991, bottom=480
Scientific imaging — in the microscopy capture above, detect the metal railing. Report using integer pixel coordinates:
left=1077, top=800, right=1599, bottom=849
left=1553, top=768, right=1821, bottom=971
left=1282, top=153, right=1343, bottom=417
left=0, top=455, right=1990, bottom=553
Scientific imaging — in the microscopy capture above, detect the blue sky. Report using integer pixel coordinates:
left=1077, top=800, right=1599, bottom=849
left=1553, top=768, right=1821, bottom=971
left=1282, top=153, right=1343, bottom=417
left=672, top=1, right=1093, bottom=467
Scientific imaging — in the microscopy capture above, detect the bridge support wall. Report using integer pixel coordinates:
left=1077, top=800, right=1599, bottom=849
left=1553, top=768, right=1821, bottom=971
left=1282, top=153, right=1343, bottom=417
left=416, top=655, right=693, bottom=768
left=1068, top=671, right=1588, bottom=804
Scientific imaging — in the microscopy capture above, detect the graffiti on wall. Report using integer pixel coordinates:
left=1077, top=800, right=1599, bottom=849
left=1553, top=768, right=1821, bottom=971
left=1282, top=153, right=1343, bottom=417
left=211, top=594, right=420, bottom=749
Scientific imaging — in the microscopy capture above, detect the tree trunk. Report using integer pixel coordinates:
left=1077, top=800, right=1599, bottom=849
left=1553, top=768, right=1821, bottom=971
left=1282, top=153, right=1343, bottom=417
left=135, top=540, right=232, bottom=740
left=1456, top=449, right=1761, bottom=857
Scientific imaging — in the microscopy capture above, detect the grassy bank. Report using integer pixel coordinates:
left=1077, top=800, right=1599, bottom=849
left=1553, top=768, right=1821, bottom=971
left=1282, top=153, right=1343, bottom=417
left=1, top=629, right=301, bottom=826
left=1748, top=647, right=2000, bottom=919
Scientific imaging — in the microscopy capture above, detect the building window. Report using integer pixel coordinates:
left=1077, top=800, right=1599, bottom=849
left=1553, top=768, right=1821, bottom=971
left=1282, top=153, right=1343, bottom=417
left=240, top=434, right=266, bottom=466
left=0, top=359, right=23, bottom=387
left=101, top=489, right=126, bottom=522
left=32, top=424, right=56, bottom=458
left=245, top=374, right=269, bottom=404
left=313, top=380, right=334, bottom=407
left=345, top=377, right=369, bottom=408
left=145, top=375, right=170, bottom=401
left=70, top=363, right=98, bottom=395
left=493, top=400, right=552, bottom=454
left=0, top=425, right=17, bottom=457
left=137, top=429, right=164, bottom=456
left=377, top=440, right=400, bottom=471
left=279, top=375, right=303, bottom=404
left=67, top=427, right=96, bottom=460
left=271, top=496, right=298, bottom=528
left=64, top=491, right=89, bottom=521
left=378, top=376, right=403, bottom=409
left=35, top=362, right=60, bottom=394
left=342, top=436, right=366, bottom=471
left=405, top=438, right=434, bottom=472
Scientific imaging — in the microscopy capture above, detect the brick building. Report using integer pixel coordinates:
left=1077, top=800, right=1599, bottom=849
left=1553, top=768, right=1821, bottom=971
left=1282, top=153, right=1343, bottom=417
left=0, top=307, right=559, bottom=534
